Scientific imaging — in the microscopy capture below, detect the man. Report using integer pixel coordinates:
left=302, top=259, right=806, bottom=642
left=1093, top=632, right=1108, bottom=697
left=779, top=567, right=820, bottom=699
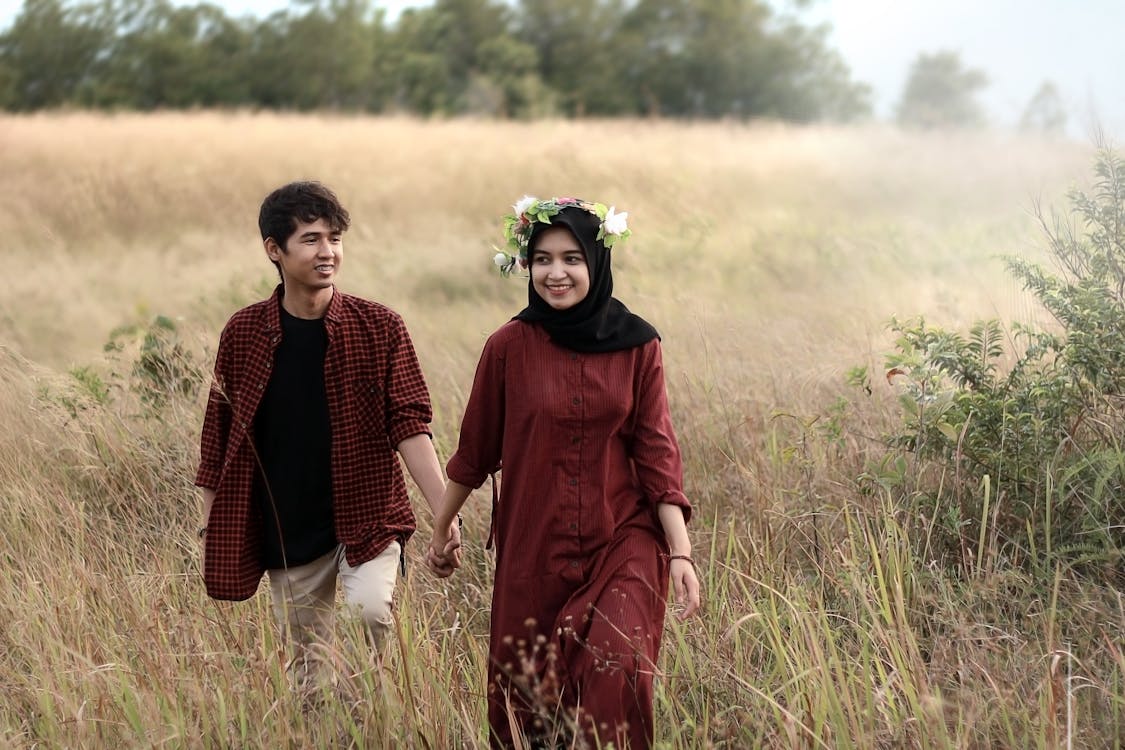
left=195, top=180, right=457, bottom=688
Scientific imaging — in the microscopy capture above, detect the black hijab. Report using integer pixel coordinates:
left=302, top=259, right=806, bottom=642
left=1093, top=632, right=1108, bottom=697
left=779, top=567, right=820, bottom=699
left=513, top=205, right=660, bottom=353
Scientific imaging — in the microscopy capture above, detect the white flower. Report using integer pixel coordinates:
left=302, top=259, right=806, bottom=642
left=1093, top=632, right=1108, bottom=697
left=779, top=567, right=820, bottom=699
left=603, top=206, right=629, bottom=235
left=513, top=195, right=537, bottom=217
left=493, top=252, right=509, bottom=268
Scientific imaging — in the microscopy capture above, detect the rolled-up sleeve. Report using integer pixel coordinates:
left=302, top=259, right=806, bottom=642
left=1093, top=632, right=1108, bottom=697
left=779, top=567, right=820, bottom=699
left=446, top=334, right=506, bottom=489
left=632, top=340, right=692, bottom=522
left=385, top=314, right=433, bottom=448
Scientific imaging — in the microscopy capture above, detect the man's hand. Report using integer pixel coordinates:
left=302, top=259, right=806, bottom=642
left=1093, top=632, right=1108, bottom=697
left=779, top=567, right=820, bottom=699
left=426, top=519, right=462, bottom=578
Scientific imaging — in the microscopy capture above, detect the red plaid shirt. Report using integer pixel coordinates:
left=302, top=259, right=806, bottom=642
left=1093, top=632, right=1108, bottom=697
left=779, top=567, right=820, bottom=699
left=195, top=286, right=432, bottom=600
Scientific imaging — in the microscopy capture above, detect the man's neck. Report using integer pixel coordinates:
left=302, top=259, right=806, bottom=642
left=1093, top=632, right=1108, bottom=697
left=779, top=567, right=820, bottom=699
left=281, top=285, right=333, bottom=320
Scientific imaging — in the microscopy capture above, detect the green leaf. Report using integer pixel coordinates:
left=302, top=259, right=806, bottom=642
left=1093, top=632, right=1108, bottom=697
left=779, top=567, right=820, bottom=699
left=937, top=421, right=961, bottom=443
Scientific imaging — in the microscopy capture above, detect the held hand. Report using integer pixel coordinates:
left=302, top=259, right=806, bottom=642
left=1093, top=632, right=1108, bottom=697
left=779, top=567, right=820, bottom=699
left=447, top=520, right=464, bottom=568
left=426, top=521, right=462, bottom=578
left=669, top=558, right=701, bottom=620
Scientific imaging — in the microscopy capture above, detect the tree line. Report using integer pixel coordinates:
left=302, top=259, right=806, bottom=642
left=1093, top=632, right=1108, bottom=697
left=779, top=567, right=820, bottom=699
left=0, top=0, right=873, bottom=120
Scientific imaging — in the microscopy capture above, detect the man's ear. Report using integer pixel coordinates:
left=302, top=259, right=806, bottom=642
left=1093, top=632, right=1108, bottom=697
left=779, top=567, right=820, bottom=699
left=264, top=237, right=283, bottom=261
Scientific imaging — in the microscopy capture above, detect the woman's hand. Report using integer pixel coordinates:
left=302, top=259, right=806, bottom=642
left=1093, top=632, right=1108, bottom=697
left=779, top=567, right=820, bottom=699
left=426, top=520, right=462, bottom=578
left=669, top=558, right=701, bottom=620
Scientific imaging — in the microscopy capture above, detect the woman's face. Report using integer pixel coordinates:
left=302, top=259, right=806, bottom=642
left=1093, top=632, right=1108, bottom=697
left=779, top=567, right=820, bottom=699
left=529, top=226, right=590, bottom=311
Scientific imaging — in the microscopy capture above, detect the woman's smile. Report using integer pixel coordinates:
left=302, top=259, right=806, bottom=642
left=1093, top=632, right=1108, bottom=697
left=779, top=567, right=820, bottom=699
left=530, top=226, right=590, bottom=311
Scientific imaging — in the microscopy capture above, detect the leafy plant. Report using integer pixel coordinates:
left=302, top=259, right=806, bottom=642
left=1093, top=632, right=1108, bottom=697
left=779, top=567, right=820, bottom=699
left=105, top=315, right=204, bottom=409
left=866, top=149, right=1125, bottom=576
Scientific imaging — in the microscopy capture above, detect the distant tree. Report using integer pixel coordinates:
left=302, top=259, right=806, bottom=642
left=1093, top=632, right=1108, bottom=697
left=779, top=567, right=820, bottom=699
left=1020, top=80, right=1067, bottom=135
left=0, top=61, right=14, bottom=109
left=386, top=8, right=452, bottom=113
left=249, top=0, right=378, bottom=110
left=752, top=15, right=872, bottom=122
left=388, top=0, right=515, bottom=114
left=475, top=35, right=555, bottom=117
left=614, top=0, right=870, bottom=120
left=0, top=0, right=870, bottom=121
left=896, top=50, right=988, bottom=129
left=0, top=0, right=111, bottom=109
left=92, top=1, right=254, bottom=108
left=515, top=0, right=632, bottom=116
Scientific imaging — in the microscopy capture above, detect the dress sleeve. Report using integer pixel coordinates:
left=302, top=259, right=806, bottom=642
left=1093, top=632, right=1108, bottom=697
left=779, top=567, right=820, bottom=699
left=385, top=314, right=434, bottom=447
left=632, top=339, right=692, bottom=522
left=195, top=325, right=235, bottom=490
left=446, top=333, right=505, bottom=489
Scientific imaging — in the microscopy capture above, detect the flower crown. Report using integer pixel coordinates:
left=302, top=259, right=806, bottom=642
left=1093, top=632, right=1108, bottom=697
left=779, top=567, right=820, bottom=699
left=492, top=195, right=631, bottom=277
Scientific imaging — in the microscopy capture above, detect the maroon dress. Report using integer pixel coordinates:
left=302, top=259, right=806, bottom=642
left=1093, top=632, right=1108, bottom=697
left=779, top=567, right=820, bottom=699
left=446, top=320, right=692, bottom=748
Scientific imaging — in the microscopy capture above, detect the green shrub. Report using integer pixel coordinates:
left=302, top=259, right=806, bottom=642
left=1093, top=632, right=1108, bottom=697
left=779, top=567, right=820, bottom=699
left=105, top=315, right=205, bottom=409
left=861, top=149, right=1125, bottom=577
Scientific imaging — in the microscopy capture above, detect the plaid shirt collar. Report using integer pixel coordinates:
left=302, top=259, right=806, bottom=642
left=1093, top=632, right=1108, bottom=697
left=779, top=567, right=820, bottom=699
left=258, top=284, right=344, bottom=334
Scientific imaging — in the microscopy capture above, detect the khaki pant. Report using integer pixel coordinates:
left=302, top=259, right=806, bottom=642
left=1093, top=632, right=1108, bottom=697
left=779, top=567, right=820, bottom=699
left=267, top=542, right=401, bottom=692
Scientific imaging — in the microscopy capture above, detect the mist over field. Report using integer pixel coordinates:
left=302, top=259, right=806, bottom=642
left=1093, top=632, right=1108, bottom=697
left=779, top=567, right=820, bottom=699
left=0, top=113, right=1121, bottom=747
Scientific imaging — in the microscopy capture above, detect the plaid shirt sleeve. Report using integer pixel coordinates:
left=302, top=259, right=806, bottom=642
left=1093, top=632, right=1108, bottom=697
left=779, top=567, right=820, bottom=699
left=195, top=324, right=235, bottom=490
left=384, top=313, right=433, bottom=448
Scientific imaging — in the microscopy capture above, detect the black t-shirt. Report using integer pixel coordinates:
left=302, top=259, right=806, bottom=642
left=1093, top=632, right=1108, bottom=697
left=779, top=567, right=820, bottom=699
left=253, top=302, right=336, bottom=568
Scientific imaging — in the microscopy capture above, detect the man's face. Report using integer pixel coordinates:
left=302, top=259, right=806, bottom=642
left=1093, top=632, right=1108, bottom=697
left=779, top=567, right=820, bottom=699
left=265, top=217, right=343, bottom=293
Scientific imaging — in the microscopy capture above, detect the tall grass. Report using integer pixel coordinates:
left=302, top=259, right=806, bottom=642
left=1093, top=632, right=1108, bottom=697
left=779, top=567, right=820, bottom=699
left=0, top=113, right=1120, bottom=748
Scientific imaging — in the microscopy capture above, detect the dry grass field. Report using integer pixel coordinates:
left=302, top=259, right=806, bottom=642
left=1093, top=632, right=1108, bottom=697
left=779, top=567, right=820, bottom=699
left=0, top=112, right=1120, bottom=748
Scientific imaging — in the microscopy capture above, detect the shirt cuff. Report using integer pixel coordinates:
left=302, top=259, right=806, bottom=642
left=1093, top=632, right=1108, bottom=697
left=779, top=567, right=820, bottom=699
left=445, top=453, right=489, bottom=490
left=390, top=420, right=432, bottom=449
left=649, top=489, right=692, bottom=524
left=195, top=464, right=220, bottom=489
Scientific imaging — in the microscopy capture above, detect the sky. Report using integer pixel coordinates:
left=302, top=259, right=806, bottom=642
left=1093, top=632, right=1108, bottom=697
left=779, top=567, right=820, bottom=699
left=1, top=0, right=1122, bottom=135
left=804, top=0, right=1125, bottom=136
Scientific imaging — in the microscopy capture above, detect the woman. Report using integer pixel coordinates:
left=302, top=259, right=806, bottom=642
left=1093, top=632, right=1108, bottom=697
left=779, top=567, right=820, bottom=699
left=427, top=196, right=701, bottom=748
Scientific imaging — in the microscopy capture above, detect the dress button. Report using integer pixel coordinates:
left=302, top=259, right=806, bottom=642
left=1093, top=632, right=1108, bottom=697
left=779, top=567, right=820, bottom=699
left=570, top=353, right=577, bottom=360
left=570, top=561, right=579, bottom=568
left=571, top=436, right=580, bottom=444
left=568, top=478, right=578, bottom=486
left=572, top=397, right=581, bottom=405
left=569, top=522, right=577, bottom=531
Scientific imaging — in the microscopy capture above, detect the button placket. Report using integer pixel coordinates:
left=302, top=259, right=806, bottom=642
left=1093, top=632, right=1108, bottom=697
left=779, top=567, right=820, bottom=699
left=558, top=349, right=583, bottom=559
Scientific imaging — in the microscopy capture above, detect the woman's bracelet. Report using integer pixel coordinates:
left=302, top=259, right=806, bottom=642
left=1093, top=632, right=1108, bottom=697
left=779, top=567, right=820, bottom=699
left=666, top=554, right=694, bottom=566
